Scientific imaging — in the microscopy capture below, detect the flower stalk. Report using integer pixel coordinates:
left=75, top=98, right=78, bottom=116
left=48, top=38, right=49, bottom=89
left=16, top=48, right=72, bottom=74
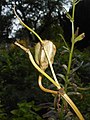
left=14, top=0, right=85, bottom=119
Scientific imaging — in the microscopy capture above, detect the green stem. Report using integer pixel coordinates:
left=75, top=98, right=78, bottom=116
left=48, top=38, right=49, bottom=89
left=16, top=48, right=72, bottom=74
left=15, top=32, right=85, bottom=120
left=13, top=6, right=43, bottom=44
left=65, top=1, right=75, bottom=89
left=15, top=42, right=60, bottom=89
left=67, top=42, right=74, bottom=76
left=14, top=6, right=59, bottom=86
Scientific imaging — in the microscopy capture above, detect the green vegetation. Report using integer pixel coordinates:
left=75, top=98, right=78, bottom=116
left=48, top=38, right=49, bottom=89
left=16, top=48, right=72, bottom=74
left=0, top=0, right=90, bottom=120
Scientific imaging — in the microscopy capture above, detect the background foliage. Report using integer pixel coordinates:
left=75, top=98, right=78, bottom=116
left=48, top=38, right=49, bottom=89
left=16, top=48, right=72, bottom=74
left=0, top=0, right=90, bottom=120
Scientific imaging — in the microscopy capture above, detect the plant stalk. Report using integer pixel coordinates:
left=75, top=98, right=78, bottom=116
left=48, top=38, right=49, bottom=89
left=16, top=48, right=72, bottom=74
left=65, top=0, right=75, bottom=87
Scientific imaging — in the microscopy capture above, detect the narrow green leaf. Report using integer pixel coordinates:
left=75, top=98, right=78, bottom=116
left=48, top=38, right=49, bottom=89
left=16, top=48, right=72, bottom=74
left=63, top=46, right=70, bottom=51
left=75, top=0, right=81, bottom=5
left=57, top=74, right=66, bottom=82
left=74, top=27, right=79, bottom=38
left=74, top=33, right=85, bottom=43
left=70, top=61, right=83, bottom=74
left=66, top=12, right=72, bottom=21
left=59, top=34, right=70, bottom=51
left=62, top=64, right=68, bottom=71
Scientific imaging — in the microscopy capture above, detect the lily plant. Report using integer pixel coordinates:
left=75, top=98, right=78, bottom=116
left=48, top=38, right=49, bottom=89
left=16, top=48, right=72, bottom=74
left=13, top=0, right=85, bottom=119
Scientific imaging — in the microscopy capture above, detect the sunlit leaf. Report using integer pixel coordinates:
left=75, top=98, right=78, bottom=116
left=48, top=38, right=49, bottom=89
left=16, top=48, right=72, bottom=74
left=57, top=74, right=66, bottom=82
left=63, top=46, right=70, bottom=51
left=62, top=64, right=68, bottom=71
left=74, top=33, right=85, bottom=43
